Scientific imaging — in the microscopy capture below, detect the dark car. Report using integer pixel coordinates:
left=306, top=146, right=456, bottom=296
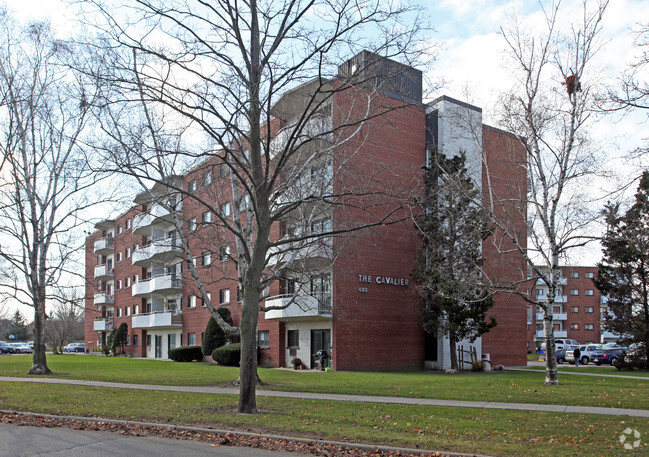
left=556, top=347, right=569, bottom=364
left=0, top=341, right=14, bottom=354
left=591, top=348, right=627, bottom=365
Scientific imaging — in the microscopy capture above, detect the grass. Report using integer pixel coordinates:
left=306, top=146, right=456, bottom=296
left=1, top=381, right=647, bottom=457
left=522, top=364, right=649, bottom=377
left=2, top=355, right=649, bottom=410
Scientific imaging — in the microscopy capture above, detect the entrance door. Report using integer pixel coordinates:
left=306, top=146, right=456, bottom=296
left=154, top=335, right=162, bottom=358
left=310, top=329, right=331, bottom=368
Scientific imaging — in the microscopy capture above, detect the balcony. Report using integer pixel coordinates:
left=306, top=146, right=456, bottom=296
left=132, top=275, right=182, bottom=297
left=132, top=237, right=183, bottom=266
left=132, top=213, right=154, bottom=235
left=264, top=294, right=332, bottom=320
left=93, top=318, right=114, bottom=332
left=93, top=237, right=114, bottom=254
left=133, top=204, right=180, bottom=235
left=535, top=277, right=567, bottom=286
left=94, top=293, right=114, bottom=306
left=536, top=313, right=567, bottom=321
left=536, top=329, right=567, bottom=338
left=94, top=264, right=114, bottom=279
left=268, top=238, right=333, bottom=267
left=132, top=311, right=182, bottom=329
left=269, top=116, right=333, bottom=159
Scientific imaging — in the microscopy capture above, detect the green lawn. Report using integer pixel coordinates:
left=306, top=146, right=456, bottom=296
left=1, top=381, right=647, bottom=457
left=522, top=364, right=649, bottom=377
left=2, top=355, right=649, bottom=410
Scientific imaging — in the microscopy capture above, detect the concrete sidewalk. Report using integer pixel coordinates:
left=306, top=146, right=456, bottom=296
left=1, top=376, right=648, bottom=418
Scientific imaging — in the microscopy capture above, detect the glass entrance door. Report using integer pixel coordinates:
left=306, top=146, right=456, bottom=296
left=154, top=335, right=162, bottom=358
left=310, top=329, right=331, bottom=368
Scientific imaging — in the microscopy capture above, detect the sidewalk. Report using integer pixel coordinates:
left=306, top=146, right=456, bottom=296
left=1, top=375, right=648, bottom=418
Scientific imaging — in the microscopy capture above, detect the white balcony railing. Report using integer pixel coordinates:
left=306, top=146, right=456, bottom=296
left=132, top=274, right=182, bottom=297
left=131, top=311, right=182, bottom=329
left=133, top=204, right=180, bottom=235
left=536, top=329, right=567, bottom=338
left=93, top=237, right=114, bottom=254
left=268, top=238, right=333, bottom=266
left=94, top=264, right=114, bottom=279
left=269, top=116, right=333, bottom=159
left=132, top=237, right=183, bottom=265
left=536, top=313, right=567, bottom=321
left=94, top=293, right=114, bottom=306
left=264, top=294, right=332, bottom=320
left=535, top=277, right=567, bottom=286
left=93, top=318, right=114, bottom=332
left=132, top=213, right=154, bottom=234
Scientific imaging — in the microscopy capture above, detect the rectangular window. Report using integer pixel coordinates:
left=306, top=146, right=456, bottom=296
left=536, top=288, right=545, bottom=297
left=570, top=271, right=579, bottom=278
left=585, top=306, right=594, bottom=313
left=126, top=335, right=130, bottom=346
left=258, top=330, right=270, bottom=349
left=220, top=245, right=230, bottom=262
left=187, top=333, right=196, bottom=345
left=188, top=217, right=197, bottom=232
left=585, top=272, right=594, bottom=279
left=126, top=247, right=131, bottom=258
left=536, top=323, right=543, bottom=331
left=125, top=306, right=131, bottom=317
left=125, top=219, right=131, bottom=230
left=188, top=179, right=197, bottom=193
left=280, top=277, right=296, bottom=295
left=219, top=288, right=230, bottom=305
left=287, top=330, right=299, bottom=348
left=310, top=273, right=331, bottom=311
left=222, top=202, right=231, bottom=217
left=585, top=324, right=594, bottom=331
left=134, top=304, right=139, bottom=315
left=570, top=289, right=579, bottom=296
left=202, top=252, right=211, bottom=267
left=585, top=289, right=594, bottom=296
left=570, top=323, right=579, bottom=330
left=133, top=335, right=139, bottom=346
left=117, top=252, right=123, bottom=262
left=125, top=277, right=131, bottom=288
left=116, top=280, right=122, bottom=290
left=202, top=211, right=211, bottom=223
left=116, top=307, right=122, bottom=318
left=133, top=274, right=139, bottom=283
left=117, top=224, right=123, bottom=234
left=146, top=334, right=151, bottom=347
left=237, top=287, right=242, bottom=302
left=188, top=295, right=196, bottom=309
left=570, top=306, right=579, bottom=313
left=201, top=292, right=211, bottom=307
left=203, top=170, right=212, bottom=186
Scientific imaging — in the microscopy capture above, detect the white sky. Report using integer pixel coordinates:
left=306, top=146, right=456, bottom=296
left=3, top=0, right=648, bottom=315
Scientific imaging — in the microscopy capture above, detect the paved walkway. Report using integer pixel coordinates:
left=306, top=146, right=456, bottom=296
left=1, top=375, right=648, bottom=418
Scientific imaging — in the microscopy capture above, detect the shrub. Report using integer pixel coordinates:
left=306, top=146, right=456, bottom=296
left=202, top=308, right=233, bottom=356
left=614, top=353, right=646, bottom=371
left=168, top=345, right=203, bottom=362
left=212, top=343, right=241, bottom=366
left=112, top=322, right=128, bottom=356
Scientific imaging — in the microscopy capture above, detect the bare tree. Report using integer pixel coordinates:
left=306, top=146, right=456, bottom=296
left=491, top=1, right=609, bottom=385
left=0, top=13, right=104, bottom=374
left=45, top=290, right=84, bottom=354
left=82, top=0, right=429, bottom=412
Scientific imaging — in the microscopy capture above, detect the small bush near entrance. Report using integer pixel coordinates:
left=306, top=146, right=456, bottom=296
left=201, top=308, right=233, bottom=356
left=212, top=343, right=240, bottom=366
left=168, top=345, right=203, bottom=362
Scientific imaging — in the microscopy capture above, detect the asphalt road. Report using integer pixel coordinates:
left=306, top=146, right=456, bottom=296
left=0, top=423, right=298, bottom=457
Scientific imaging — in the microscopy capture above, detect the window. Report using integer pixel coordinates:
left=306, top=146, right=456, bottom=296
left=126, top=335, right=130, bottom=346
left=125, top=306, right=131, bottom=317
left=570, top=289, right=579, bottom=296
left=585, top=323, right=594, bottom=331
left=202, top=211, right=211, bottom=223
left=570, top=306, right=579, bottom=313
left=188, top=179, right=197, bottom=193
left=146, top=334, right=151, bottom=347
left=116, top=280, right=122, bottom=290
left=310, top=273, right=331, bottom=310
left=133, top=335, right=139, bottom=346
left=237, top=287, right=242, bottom=302
left=570, top=323, right=579, bottom=330
left=280, top=277, right=296, bottom=295
left=187, top=295, right=197, bottom=309
left=585, top=306, right=594, bottom=313
left=201, top=292, right=211, bottom=307
left=311, top=218, right=332, bottom=234
left=287, top=330, right=299, bottom=348
left=219, top=245, right=230, bottom=262
left=134, top=304, right=139, bottom=315
left=239, top=194, right=250, bottom=213
left=203, top=170, right=212, bottom=186
left=585, top=289, right=594, bottom=296
left=125, top=219, right=131, bottom=230
left=219, top=288, right=230, bottom=305
left=117, top=252, right=123, bottom=262
left=570, top=271, right=579, bottom=278
left=126, top=247, right=131, bottom=258
left=258, top=330, right=270, bottom=349
left=188, top=217, right=197, bottom=232
left=536, top=288, right=545, bottom=297
left=125, top=277, right=131, bottom=288
left=202, top=252, right=211, bottom=267
left=116, top=307, right=122, bottom=318
left=133, top=274, right=139, bottom=283
left=536, top=323, right=543, bottom=331
left=187, top=333, right=196, bottom=345
left=117, top=224, right=123, bottom=234
left=585, top=272, right=594, bottom=279
left=221, top=202, right=231, bottom=217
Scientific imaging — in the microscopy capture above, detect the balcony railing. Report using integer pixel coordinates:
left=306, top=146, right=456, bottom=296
left=535, top=277, right=567, bottom=286
left=93, top=318, right=114, bottom=332
left=94, top=293, right=114, bottom=306
left=93, top=237, right=114, bottom=254
left=94, top=264, right=114, bottom=279
left=264, top=294, right=332, bottom=320
left=133, top=204, right=181, bottom=235
left=268, top=238, right=333, bottom=267
left=131, top=310, right=182, bottom=329
left=536, top=329, right=567, bottom=338
left=132, top=236, right=183, bottom=265
left=536, top=313, right=567, bottom=321
left=132, top=274, right=182, bottom=297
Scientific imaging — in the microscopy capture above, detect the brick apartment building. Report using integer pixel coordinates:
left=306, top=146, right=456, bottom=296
left=527, top=266, right=618, bottom=352
left=85, top=52, right=529, bottom=370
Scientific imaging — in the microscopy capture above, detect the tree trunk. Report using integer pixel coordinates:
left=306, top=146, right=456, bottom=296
left=449, top=338, right=458, bottom=371
left=543, top=314, right=558, bottom=385
left=238, top=290, right=259, bottom=413
left=28, top=299, right=51, bottom=375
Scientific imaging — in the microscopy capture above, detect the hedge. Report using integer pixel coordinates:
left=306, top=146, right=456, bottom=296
left=168, top=345, right=203, bottom=362
left=212, top=343, right=241, bottom=366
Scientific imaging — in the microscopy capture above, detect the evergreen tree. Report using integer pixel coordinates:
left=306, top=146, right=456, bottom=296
left=595, top=171, right=649, bottom=369
left=111, top=322, right=128, bottom=356
left=5, top=310, right=30, bottom=342
left=412, top=151, right=496, bottom=370
left=202, top=307, right=234, bottom=356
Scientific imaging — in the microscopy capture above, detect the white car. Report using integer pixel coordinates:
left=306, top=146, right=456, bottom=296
left=541, top=339, right=580, bottom=352
left=567, top=344, right=602, bottom=365
left=9, top=343, right=33, bottom=354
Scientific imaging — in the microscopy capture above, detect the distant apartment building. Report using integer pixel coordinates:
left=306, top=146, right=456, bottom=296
left=528, top=266, right=616, bottom=351
left=85, top=52, right=529, bottom=370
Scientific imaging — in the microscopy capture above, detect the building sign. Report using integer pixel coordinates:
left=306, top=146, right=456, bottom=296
left=358, top=274, right=409, bottom=293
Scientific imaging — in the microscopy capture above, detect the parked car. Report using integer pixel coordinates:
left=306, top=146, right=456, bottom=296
left=556, top=346, right=578, bottom=364
left=9, top=343, right=33, bottom=354
left=64, top=343, right=85, bottom=353
left=0, top=341, right=14, bottom=354
left=591, top=347, right=627, bottom=365
left=542, top=339, right=580, bottom=352
left=567, top=344, right=602, bottom=365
